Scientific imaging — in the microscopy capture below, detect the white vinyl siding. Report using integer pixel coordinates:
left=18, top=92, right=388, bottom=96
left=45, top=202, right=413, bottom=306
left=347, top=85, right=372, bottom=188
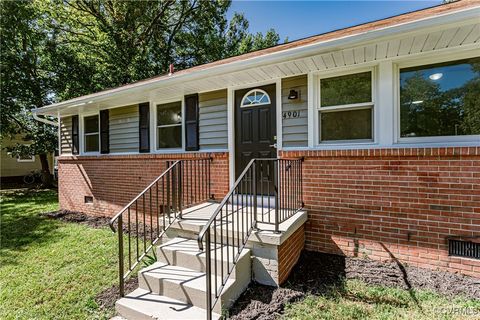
left=109, top=105, right=139, bottom=153
left=282, top=75, right=308, bottom=147
left=199, top=90, right=228, bottom=150
left=60, top=116, right=73, bottom=155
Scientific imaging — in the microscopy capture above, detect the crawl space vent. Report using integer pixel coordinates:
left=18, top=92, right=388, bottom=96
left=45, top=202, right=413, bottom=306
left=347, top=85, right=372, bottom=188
left=448, top=240, right=480, bottom=260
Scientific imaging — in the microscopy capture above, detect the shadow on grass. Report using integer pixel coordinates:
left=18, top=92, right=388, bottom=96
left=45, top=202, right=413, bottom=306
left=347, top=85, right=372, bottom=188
left=0, top=190, right=60, bottom=266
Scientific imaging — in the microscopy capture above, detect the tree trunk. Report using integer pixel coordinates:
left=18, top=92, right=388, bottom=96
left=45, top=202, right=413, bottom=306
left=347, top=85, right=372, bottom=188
left=39, top=153, right=53, bottom=188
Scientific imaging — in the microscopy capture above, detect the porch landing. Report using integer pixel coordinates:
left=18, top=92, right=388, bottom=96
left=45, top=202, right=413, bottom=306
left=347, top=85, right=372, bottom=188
left=164, top=201, right=308, bottom=287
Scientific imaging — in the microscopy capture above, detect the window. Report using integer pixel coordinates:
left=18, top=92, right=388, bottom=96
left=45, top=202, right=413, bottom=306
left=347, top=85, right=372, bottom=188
left=318, top=71, right=373, bottom=142
left=17, top=155, right=35, bottom=162
left=157, top=101, right=182, bottom=149
left=84, top=115, right=99, bottom=152
left=240, top=89, right=271, bottom=107
left=400, top=58, right=480, bottom=138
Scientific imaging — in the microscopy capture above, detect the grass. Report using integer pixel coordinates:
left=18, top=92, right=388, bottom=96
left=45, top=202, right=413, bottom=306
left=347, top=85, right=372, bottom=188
left=282, top=279, right=480, bottom=320
left=0, top=189, right=118, bottom=320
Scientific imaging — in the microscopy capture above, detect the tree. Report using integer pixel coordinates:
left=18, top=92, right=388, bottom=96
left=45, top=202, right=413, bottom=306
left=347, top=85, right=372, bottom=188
left=1, top=0, right=57, bottom=187
left=1, top=0, right=281, bottom=188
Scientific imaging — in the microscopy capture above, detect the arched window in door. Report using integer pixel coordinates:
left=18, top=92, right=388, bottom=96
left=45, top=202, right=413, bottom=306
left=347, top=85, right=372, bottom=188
left=240, top=89, right=271, bottom=107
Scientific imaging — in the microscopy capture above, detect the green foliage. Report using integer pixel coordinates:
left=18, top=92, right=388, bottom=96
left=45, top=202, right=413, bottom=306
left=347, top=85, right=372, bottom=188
left=0, top=190, right=118, bottom=319
left=142, top=252, right=158, bottom=268
left=1, top=0, right=280, bottom=172
left=282, top=279, right=480, bottom=320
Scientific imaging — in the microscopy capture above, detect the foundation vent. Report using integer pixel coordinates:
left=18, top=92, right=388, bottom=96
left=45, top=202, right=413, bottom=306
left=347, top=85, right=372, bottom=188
left=448, top=240, right=480, bottom=260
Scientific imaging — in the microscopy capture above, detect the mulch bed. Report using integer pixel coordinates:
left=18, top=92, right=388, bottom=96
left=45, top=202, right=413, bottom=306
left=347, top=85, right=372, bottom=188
left=96, top=277, right=139, bottom=311
left=228, top=250, right=480, bottom=320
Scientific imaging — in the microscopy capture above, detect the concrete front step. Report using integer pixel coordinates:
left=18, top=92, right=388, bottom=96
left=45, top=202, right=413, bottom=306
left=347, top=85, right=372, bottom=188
left=156, top=237, right=250, bottom=279
left=116, top=288, right=221, bottom=320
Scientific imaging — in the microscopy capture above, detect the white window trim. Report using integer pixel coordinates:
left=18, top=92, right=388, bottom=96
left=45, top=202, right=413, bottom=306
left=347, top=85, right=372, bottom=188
left=240, top=89, right=271, bottom=107
left=394, top=54, right=480, bottom=145
left=80, top=112, right=100, bottom=155
left=153, top=98, right=184, bottom=152
left=17, top=155, right=35, bottom=162
left=315, top=67, right=376, bottom=145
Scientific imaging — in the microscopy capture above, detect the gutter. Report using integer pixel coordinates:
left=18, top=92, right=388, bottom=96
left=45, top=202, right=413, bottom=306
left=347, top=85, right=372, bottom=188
left=33, top=6, right=480, bottom=116
left=32, top=107, right=59, bottom=126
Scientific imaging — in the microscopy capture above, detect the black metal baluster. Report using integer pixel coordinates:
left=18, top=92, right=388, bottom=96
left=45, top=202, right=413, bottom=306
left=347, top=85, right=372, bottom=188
left=135, top=200, right=139, bottom=261
left=128, top=207, right=131, bottom=271
left=143, top=194, right=146, bottom=252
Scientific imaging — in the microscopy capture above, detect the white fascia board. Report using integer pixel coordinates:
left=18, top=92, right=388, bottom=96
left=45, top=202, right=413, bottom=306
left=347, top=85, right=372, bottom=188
left=35, top=6, right=480, bottom=117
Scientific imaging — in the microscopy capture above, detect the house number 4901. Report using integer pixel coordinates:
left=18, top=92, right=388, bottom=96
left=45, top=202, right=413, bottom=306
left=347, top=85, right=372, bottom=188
left=282, top=111, right=300, bottom=119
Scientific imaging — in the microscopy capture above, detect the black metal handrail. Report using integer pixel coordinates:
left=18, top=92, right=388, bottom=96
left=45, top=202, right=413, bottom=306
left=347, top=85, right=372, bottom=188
left=109, top=158, right=211, bottom=297
left=197, top=158, right=303, bottom=319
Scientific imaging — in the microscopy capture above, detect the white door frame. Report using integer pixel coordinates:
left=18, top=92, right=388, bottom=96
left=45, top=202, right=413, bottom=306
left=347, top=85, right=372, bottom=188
left=227, top=79, right=282, bottom=187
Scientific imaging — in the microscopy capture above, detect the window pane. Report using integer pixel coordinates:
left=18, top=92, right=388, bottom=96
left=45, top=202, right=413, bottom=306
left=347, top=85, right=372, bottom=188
left=157, top=126, right=181, bottom=149
left=321, top=72, right=372, bottom=107
left=157, top=102, right=182, bottom=126
left=400, top=58, right=480, bottom=137
left=320, top=108, right=372, bottom=141
left=84, top=115, right=99, bottom=134
left=85, top=134, right=99, bottom=152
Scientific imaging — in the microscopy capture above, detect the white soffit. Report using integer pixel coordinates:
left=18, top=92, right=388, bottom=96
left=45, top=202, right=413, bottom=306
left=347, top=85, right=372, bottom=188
left=38, top=10, right=480, bottom=116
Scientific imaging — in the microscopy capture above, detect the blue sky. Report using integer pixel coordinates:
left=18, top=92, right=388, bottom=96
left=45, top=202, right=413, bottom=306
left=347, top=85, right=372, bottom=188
left=227, top=1, right=443, bottom=42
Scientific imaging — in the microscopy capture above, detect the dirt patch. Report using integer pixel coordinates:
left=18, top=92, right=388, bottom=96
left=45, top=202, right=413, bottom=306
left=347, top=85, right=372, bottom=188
left=95, top=277, right=139, bottom=311
left=228, top=251, right=480, bottom=320
left=42, top=210, right=154, bottom=238
left=43, top=210, right=110, bottom=228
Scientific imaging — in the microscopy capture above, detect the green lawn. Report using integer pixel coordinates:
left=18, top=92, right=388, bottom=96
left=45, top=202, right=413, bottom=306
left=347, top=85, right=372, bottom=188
left=0, top=189, right=118, bottom=319
left=283, top=279, right=480, bottom=320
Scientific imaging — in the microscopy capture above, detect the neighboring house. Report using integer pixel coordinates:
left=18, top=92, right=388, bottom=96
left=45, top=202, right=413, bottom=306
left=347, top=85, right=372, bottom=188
left=0, top=135, right=54, bottom=183
left=34, top=1, right=479, bottom=319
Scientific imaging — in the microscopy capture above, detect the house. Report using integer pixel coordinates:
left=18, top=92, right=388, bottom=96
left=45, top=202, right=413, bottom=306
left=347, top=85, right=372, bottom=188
left=0, top=135, right=54, bottom=185
left=34, top=1, right=479, bottom=319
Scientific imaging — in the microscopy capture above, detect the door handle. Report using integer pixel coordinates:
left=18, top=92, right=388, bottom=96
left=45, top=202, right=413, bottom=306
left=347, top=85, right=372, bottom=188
left=269, top=143, right=277, bottom=148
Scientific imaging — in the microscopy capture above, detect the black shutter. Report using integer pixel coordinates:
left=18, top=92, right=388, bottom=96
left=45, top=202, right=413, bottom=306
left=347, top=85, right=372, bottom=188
left=139, top=102, right=150, bottom=153
left=184, top=94, right=199, bottom=151
left=72, top=115, right=79, bottom=155
left=100, top=109, right=109, bottom=154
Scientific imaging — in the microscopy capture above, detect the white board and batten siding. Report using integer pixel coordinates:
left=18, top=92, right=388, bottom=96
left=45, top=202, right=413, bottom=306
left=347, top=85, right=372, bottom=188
left=199, top=90, right=228, bottom=150
left=109, top=105, right=139, bottom=153
left=281, top=75, right=308, bottom=148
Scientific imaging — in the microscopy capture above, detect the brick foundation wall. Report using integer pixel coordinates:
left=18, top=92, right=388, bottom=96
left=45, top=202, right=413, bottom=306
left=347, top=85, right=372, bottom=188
left=58, top=152, right=229, bottom=217
left=278, top=225, right=305, bottom=284
left=280, top=147, right=480, bottom=278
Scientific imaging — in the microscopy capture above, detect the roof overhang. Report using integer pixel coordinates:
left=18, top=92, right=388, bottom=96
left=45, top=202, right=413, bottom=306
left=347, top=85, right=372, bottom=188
left=35, top=4, right=480, bottom=117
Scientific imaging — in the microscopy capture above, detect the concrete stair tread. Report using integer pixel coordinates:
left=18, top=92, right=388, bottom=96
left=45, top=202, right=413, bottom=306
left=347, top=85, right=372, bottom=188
left=159, top=237, right=250, bottom=262
left=116, top=288, right=220, bottom=320
left=139, top=261, right=236, bottom=293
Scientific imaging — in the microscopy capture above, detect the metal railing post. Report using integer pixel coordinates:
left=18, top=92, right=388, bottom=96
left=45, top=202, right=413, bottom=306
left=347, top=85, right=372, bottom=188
left=274, top=160, right=280, bottom=234
left=118, top=216, right=125, bottom=297
left=252, top=161, right=258, bottom=230
left=178, top=161, right=183, bottom=219
left=205, top=228, right=212, bottom=320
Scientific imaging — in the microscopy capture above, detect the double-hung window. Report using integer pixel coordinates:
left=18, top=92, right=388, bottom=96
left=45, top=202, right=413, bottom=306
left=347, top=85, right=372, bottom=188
left=84, top=115, right=99, bottom=153
left=318, top=71, right=374, bottom=142
left=157, top=101, right=182, bottom=149
left=399, top=58, right=480, bottom=139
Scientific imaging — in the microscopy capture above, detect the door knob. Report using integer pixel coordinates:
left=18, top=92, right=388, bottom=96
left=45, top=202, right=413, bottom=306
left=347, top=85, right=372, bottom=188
left=269, top=143, right=277, bottom=148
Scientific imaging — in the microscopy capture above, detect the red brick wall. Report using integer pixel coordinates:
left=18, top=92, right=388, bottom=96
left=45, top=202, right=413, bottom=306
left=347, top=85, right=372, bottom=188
left=280, top=147, right=480, bottom=278
left=58, top=152, right=229, bottom=217
left=278, top=225, right=305, bottom=284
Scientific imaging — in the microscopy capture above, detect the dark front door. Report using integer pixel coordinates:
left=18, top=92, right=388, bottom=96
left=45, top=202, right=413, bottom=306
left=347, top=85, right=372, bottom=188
left=235, top=84, right=276, bottom=183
